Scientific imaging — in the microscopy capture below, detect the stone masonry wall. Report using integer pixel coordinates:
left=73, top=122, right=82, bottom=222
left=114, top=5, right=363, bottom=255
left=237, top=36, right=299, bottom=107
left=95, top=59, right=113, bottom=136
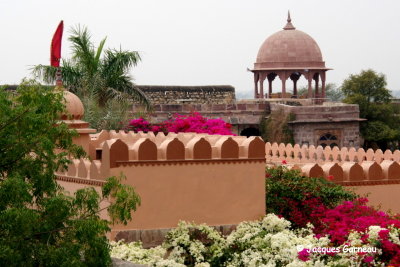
left=132, top=100, right=270, bottom=135
left=136, top=85, right=236, bottom=104
left=292, top=122, right=360, bottom=148
left=270, top=103, right=361, bottom=121
left=270, top=103, right=363, bottom=148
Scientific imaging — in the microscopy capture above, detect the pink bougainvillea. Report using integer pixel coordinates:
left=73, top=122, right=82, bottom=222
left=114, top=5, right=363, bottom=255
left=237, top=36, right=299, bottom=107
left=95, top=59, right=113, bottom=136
left=126, top=117, right=152, bottom=132
left=297, top=248, right=310, bottom=261
left=125, top=112, right=235, bottom=135
left=312, top=198, right=400, bottom=245
left=307, top=198, right=400, bottom=265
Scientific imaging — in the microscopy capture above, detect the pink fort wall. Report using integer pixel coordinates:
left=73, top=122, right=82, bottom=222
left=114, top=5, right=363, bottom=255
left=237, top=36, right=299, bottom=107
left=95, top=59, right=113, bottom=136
left=56, top=132, right=400, bottom=241
left=266, top=141, right=400, bottom=214
left=56, top=131, right=267, bottom=237
left=110, top=160, right=265, bottom=232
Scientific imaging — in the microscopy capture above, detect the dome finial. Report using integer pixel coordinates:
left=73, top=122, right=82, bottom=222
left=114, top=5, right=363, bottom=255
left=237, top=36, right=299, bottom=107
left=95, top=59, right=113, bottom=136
left=283, top=10, right=296, bottom=30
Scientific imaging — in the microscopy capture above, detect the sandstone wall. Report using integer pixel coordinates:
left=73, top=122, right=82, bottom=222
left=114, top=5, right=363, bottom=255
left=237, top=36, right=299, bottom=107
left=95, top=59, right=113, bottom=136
left=56, top=131, right=266, bottom=234
left=266, top=141, right=400, bottom=213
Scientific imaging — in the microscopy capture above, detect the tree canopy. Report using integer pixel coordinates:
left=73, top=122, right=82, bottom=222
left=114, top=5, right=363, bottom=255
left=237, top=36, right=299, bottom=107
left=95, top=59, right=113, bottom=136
left=0, top=81, right=140, bottom=266
left=341, top=69, right=400, bottom=149
left=296, top=83, right=342, bottom=101
left=342, top=69, right=391, bottom=119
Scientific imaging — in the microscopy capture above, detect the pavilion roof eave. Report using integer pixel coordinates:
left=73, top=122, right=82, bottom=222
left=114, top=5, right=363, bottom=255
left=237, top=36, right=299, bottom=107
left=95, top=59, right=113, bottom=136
left=250, top=67, right=333, bottom=72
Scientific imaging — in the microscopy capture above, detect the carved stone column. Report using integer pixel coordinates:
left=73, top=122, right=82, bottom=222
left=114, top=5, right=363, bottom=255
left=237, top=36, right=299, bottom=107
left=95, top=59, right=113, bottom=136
left=277, top=71, right=287, bottom=98
left=254, top=73, right=259, bottom=99
left=290, top=72, right=301, bottom=98
left=321, top=71, right=326, bottom=100
left=307, top=77, right=313, bottom=98
left=300, top=70, right=313, bottom=99
left=260, top=78, right=264, bottom=99
left=259, top=73, right=268, bottom=99
left=313, top=73, right=320, bottom=98
left=267, top=73, right=277, bottom=98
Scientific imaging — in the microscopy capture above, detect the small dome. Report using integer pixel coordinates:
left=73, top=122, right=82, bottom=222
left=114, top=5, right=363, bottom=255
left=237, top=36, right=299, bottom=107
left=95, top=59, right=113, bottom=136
left=61, top=90, right=84, bottom=120
left=254, top=14, right=326, bottom=70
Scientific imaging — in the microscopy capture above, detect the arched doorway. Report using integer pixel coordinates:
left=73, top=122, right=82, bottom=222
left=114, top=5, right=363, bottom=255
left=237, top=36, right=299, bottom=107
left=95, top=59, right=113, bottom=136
left=318, top=133, right=338, bottom=148
left=240, top=127, right=260, bottom=137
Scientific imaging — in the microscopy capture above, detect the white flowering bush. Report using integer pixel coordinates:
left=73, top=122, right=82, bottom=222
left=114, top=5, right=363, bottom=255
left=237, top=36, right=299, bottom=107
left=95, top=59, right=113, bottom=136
left=162, top=221, right=227, bottom=266
left=110, top=240, right=167, bottom=265
left=224, top=214, right=329, bottom=266
left=111, top=214, right=400, bottom=267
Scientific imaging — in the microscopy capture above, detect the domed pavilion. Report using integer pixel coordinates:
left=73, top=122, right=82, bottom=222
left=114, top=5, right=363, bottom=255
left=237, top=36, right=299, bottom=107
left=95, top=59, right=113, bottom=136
left=251, top=12, right=331, bottom=99
left=58, top=83, right=96, bottom=155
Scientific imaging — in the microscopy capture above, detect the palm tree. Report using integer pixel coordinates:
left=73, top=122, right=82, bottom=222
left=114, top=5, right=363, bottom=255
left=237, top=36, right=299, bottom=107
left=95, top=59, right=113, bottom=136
left=32, top=25, right=150, bottom=108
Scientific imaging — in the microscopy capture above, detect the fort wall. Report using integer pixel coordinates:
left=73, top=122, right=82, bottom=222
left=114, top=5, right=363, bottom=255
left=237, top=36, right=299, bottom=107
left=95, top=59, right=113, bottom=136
left=56, top=130, right=400, bottom=245
left=265, top=141, right=400, bottom=213
left=56, top=131, right=266, bottom=236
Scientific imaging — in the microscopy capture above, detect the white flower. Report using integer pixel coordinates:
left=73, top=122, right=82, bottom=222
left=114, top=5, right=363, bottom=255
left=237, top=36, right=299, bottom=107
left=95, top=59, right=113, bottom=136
left=388, top=226, right=400, bottom=245
left=368, top=225, right=386, bottom=241
left=261, top=214, right=291, bottom=232
left=347, top=231, right=362, bottom=246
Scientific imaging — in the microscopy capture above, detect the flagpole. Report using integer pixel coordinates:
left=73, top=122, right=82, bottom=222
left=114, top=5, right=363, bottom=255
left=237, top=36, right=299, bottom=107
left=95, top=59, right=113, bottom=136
left=55, top=67, right=63, bottom=87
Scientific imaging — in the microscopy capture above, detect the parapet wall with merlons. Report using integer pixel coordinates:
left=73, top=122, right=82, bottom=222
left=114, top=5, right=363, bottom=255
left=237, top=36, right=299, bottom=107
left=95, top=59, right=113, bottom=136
left=56, top=128, right=400, bottom=239
left=56, top=131, right=266, bottom=234
left=266, top=142, right=400, bottom=165
left=265, top=142, right=400, bottom=214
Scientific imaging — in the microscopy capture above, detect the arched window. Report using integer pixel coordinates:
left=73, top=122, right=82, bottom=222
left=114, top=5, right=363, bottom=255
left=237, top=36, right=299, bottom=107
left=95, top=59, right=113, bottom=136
left=318, top=133, right=338, bottom=148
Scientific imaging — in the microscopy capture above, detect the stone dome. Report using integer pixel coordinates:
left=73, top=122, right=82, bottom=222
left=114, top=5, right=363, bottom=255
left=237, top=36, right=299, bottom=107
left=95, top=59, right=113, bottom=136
left=254, top=14, right=326, bottom=70
left=60, top=89, right=84, bottom=120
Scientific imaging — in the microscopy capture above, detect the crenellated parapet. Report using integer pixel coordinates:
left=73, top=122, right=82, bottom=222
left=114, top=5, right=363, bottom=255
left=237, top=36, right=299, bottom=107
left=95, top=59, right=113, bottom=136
left=274, top=160, right=400, bottom=185
left=266, top=142, right=400, bottom=165
left=56, top=131, right=266, bottom=181
left=266, top=142, right=400, bottom=184
left=55, top=130, right=267, bottom=231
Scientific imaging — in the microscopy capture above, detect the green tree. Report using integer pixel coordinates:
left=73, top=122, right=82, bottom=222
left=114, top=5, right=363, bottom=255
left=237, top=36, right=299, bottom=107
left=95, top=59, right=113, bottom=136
left=32, top=25, right=149, bottom=108
left=341, top=69, right=400, bottom=149
left=0, top=81, right=140, bottom=266
left=295, top=83, right=342, bottom=101
left=342, top=69, right=391, bottom=119
left=325, top=83, right=343, bottom=102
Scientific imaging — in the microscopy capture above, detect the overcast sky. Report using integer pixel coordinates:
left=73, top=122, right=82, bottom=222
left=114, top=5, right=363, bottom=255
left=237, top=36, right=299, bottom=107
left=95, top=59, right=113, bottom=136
left=1, top=0, right=400, bottom=98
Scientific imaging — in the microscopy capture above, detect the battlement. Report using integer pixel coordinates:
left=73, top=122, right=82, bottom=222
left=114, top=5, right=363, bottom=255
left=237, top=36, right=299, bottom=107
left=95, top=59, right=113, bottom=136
left=266, top=142, right=400, bottom=185
left=56, top=131, right=266, bottom=231
left=265, top=142, right=400, bottom=164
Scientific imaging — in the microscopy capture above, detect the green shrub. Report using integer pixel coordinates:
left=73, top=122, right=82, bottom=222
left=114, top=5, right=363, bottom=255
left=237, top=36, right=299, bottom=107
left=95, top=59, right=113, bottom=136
left=265, top=166, right=357, bottom=228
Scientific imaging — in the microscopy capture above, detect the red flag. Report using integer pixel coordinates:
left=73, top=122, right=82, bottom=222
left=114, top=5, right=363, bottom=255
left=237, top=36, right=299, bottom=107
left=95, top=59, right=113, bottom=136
left=50, top=21, right=63, bottom=67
